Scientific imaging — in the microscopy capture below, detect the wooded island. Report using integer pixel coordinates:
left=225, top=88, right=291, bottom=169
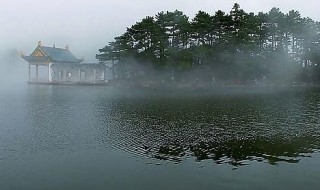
left=96, top=3, right=320, bottom=87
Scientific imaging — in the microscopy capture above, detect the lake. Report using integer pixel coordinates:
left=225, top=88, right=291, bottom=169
left=0, top=84, right=320, bottom=190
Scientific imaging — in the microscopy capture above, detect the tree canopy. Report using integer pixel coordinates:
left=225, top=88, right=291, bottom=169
left=97, top=3, right=320, bottom=85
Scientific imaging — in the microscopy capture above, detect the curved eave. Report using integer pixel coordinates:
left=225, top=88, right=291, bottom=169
left=22, top=55, right=83, bottom=64
left=21, top=55, right=51, bottom=63
left=74, top=58, right=84, bottom=63
left=51, top=58, right=83, bottom=64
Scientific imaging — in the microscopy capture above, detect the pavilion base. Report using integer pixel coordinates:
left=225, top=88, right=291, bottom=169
left=27, top=81, right=108, bottom=86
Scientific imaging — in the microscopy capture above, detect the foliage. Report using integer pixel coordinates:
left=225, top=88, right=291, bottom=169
left=97, top=3, right=320, bottom=84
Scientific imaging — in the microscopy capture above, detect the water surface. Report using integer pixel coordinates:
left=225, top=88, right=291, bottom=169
left=0, top=84, right=320, bottom=189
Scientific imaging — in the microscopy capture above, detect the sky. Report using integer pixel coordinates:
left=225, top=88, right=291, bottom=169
left=1, top=0, right=320, bottom=62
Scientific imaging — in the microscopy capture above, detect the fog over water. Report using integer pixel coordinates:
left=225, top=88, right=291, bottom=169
left=1, top=0, right=320, bottom=63
left=1, top=84, right=320, bottom=190
left=1, top=1, right=320, bottom=190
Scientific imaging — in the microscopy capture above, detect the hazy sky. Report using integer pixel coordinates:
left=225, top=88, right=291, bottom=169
left=1, top=0, right=320, bottom=61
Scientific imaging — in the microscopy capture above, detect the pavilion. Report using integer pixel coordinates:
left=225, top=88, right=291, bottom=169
left=21, top=41, right=106, bottom=84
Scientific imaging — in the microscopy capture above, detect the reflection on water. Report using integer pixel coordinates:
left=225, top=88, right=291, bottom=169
left=1, top=85, right=320, bottom=189
left=95, top=88, right=320, bottom=166
left=2, top=86, right=320, bottom=166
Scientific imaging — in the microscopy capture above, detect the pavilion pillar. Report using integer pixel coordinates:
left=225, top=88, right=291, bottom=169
left=79, top=69, right=81, bottom=81
left=28, top=64, right=31, bottom=81
left=63, top=69, right=66, bottom=81
left=48, top=63, right=53, bottom=82
left=48, top=64, right=51, bottom=82
left=36, top=65, right=39, bottom=80
left=93, top=68, right=96, bottom=82
left=48, top=64, right=49, bottom=82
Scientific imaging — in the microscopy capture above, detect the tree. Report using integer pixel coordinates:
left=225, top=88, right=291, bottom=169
left=156, top=10, right=191, bottom=80
left=97, top=4, right=320, bottom=85
left=191, top=11, right=213, bottom=46
left=96, top=43, right=116, bottom=79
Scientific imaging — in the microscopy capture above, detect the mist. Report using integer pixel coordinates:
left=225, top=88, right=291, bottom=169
left=94, top=4, right=320, bottom=90
left=2, top=1, right=320, bottom=189
left=1, top=0, right=320, bottom=74
left=0, top=48, right=27, bottom=86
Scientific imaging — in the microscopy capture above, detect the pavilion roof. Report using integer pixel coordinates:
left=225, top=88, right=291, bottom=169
left=22, top=44, right=83, bottom=63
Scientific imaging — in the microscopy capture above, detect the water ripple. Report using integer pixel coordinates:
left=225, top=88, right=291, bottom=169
left=98, top=89, right=320, bottom=166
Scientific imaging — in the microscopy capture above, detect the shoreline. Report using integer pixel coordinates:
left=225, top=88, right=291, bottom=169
left=25, top=80, right=320, bottom=89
